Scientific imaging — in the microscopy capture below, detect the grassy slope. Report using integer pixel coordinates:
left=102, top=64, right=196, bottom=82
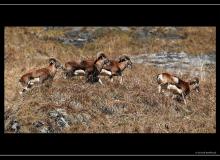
left=4, top=27, right=216, bottom=133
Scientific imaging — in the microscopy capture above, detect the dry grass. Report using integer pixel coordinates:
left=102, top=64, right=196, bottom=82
left=142, top=27, right=216, bottom=54
left=4, top=27, right=216, bottom=133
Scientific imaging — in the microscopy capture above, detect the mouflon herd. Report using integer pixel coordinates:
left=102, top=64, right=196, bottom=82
left=19, top=51, right=200, bottom=104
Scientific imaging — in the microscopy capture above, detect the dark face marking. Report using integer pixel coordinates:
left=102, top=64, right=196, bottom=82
left=55, top=61, right=62, bottom=69
left=49, top=58, right=62, bottom=69
left=119, top=56, right=132, bottom=69
left=193, top=83, right=200, bottom=93
left=190, top=77, right=200, bottom=93
left=97, top=53, right=109, bottom=65
left=104, top=58, right=110, bottom=65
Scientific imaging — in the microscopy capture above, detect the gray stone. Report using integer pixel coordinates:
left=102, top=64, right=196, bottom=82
left=11, top=120, right=20, bottom=133
left=33, top=121, right=45, bottom=128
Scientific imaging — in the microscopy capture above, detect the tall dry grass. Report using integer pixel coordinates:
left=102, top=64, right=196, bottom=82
left=4, top=27, right=216, bottom=133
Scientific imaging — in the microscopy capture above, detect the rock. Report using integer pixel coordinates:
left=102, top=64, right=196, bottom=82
left=160, top=33, right=185, bottom=40
left=132, top=27, right=154, bottom=40
left=49, top=110, right=59, bottom=118
left=65, top=30, right=80, bottom=38
left=48, top=109, right=70, bottom=128
left=57, top=117, right=70, bottom=128
left=164, top=27, right=177, bottom=33
left=56, top=108, right=68, bottom=116
left=72, top=113, right=91, bottom=125
left=70, top=27, right=84, bottom=32
left=130, top=27, right=184, bottom=40
left=159, top=27, right=185, bottom=40
left=131, top=52, right=215, bottom=78
left=40, top=126, right=55, bottom=133
left=69, top=100, right=83, bottom=109
left=134, top=31, right=147, bottom=40
left=61, top=29, right=96, bottom=47
left=40, top=127, right=50, bottom=133
left=11, top=120, right=20, bottom=133
left=100, top=106, right=114, bottom=115
left=33, top=121, right=45, bottom=128
left=119, top=27, right=130, bottom=32
left=79, top=32, right=94, bottom=40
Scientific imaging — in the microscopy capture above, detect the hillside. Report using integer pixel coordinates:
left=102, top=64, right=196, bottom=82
left=4, top=27, right=216, bottom=133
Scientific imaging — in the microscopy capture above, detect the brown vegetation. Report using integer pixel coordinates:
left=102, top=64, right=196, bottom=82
left=4, top=27, right=216, bottom=133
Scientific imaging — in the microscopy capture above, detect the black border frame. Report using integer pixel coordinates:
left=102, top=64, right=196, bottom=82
left=1, top=4, right=219, bottom=155
left=0, top=0, right=219, bottom=4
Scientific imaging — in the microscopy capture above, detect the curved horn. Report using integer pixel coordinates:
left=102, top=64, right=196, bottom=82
left=49, top=57, right=57, bottom=64
left=96, top=51, right=106, bottom=59
left=118, top=55, right=126, bottom=61
left=49, top=58, right=63, bottom=69
left=119, top=54, right=130, bottom=62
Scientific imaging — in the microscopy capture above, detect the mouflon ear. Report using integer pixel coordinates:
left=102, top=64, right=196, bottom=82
left=118, top=55, right=126, bottom=62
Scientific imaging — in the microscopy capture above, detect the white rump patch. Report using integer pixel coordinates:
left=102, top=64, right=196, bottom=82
left=158, top=74, right=163, bottom=81
left=172, top=77, right=179, bottom=84
left=28, top=78, right=40, bottom=85
left=167, top=84, right=182, bottom=94
left=74, top=70, right=85, bottom=76
left=100, top=69, right=112, bottom=76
